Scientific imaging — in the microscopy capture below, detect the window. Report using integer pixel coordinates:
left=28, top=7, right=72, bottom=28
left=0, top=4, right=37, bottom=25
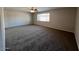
left=37, top=13, right=50, bottom=22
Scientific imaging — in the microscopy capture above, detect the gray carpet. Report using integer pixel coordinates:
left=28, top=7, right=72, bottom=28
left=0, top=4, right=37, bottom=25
left=5, top=25, right=78, bottom=51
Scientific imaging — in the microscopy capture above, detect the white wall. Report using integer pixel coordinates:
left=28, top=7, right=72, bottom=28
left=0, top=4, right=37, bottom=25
left=75, top=8, right=79, bottom=50
left=0, top=8, right=5, bottom=51
left=4, top=10, right=32, bottom=28
left=0, top=7, right=3, bottom=51
left=34, top=8, right=76, bottom=33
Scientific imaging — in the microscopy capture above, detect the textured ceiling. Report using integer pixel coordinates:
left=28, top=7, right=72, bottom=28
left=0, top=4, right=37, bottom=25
left=5, top=7, right=61, bottom=12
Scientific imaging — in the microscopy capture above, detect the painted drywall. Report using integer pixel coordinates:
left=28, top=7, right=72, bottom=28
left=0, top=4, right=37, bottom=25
left=34, top=8, right=76, bottom=33
left=0, top=8, right=5, bottom=51
left=4, top=10, right=32, bottom=28
left=75, top=8, right=79, bottom=49
left=0, top=7, right=3, bottom=51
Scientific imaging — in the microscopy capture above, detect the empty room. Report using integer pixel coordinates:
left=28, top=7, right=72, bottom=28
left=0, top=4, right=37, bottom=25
left=1, top=7, right=79, bottom=51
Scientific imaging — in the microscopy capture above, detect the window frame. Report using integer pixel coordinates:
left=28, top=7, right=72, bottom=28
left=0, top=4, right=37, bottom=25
left=37, top=12, right=50, bottom=22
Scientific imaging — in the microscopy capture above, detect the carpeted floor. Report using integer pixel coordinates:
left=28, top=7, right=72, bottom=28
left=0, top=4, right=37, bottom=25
left=5, top=25, right=78, bottom=51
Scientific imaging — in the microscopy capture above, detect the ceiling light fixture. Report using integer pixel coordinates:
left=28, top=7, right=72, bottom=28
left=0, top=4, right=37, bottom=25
left=30, top=7, right=37, bottom=13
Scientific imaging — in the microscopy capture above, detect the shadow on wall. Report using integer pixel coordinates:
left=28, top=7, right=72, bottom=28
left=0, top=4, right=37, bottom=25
left=34, top=8, right=76, bottom=33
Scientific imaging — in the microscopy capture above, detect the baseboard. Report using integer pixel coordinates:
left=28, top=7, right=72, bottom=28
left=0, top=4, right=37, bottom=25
left=35, top=24, right=74, bottom=34
left=5, top=24, right=33, bottom=30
